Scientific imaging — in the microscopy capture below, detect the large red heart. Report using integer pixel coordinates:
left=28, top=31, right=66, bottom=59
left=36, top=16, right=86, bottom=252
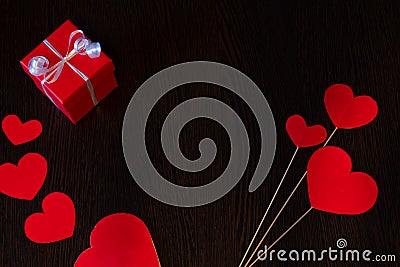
left=286, top=115, right=327, bottom=147
left=24, top=192, right=75, bottom=243
left=75, top=213, right=160, bottom=267
left=324, top=84, right=378, bottom=129
left=307, top=146, right=378, bottom=215
left=0, top=153, right=47, bottom=200
left=2, top=115, right=42, bottom=145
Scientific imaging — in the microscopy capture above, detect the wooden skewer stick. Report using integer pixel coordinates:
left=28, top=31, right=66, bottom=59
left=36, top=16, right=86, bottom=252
left=243, top=128, right=337, bottom=267
left=243, top=171, right=307, bottom=267
left=238, top=147, right=299, bottom=267
left=247, top=207, right=314, bottom=267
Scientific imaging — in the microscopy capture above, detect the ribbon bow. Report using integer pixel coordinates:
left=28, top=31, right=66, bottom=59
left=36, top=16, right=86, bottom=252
left=28, top=30, right=101, bottom=105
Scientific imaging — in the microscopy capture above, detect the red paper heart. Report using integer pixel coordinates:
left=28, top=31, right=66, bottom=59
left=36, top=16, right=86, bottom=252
left=0, top=153, right=47, bottom=200
left=307, top=146, right=378, bottom=215
left=75, top=213, right=160, bottom=267
left=286, top=115, right=327, bottom=147
left=2, top=115, right=42, bottom=145
left=324, top=84, right=378, bottom=129
left=24, top=192, right=75, bottom=243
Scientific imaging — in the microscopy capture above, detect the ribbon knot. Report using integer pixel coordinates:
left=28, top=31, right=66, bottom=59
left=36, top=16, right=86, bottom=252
left=28, top=30, right=101, bottom=105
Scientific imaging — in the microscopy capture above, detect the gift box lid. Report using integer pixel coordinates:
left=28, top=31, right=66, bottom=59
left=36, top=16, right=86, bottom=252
left=20, top=20, right=115, bottom=104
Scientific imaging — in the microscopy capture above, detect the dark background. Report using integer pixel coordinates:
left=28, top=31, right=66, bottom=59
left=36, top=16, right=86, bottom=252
left=0, top=0, right=399, bottom=266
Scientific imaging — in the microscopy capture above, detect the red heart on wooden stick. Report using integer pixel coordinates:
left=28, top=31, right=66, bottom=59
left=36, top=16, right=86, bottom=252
left=75, top=213, right=160, bottom=267
left=324, top=84, right=378, bottom=129
left=286, top=115, right=327, bottom=147
left=2, top=115, right=42, bottom=145
left=307, top=146, right=378, bottom=215
left=24, top=192, right=75, bottom=243
left=0, top=153, right=47, bottom=200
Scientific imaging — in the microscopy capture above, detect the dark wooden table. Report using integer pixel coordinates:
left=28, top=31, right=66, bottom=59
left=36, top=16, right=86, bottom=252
left=0, top=1, right=399, bottom=266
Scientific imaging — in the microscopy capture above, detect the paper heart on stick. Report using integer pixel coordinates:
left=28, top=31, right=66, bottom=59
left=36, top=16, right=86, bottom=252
left=286, top=115, right=327, bottom=147
left=2, top=115, right=42, bottom=145
left=324, top=84, right=378, bottom=129
left=307, top=146, right=378, bottom=215
left=75, top=213, right=160, bottom=267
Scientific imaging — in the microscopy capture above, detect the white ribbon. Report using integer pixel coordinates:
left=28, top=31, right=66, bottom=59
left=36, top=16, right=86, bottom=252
left=28, top=30, right=101, bottom=105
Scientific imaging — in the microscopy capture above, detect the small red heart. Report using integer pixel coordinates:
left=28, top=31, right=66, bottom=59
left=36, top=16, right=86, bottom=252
left=0, top=153, right=47, bottom=200
left=24, top=192, right=75, bottom=243
left=75, top=213, right=160, bottom=267
left=286, top=115, right=327, bottom=147
left=324, top=84, right=378, bottom=129
left=2, top=115, right=42, bottom=145
left=307, top=146, right=378, bottom=215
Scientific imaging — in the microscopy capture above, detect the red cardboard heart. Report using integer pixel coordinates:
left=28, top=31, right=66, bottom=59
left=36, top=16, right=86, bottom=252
left=324, top=84, right=378, bottom=129
left=0, top=153, right=47, bottom=200
left=286, top=115, right=327, bottom=147
left=24, top=192, right=75, bottom=243
left=75, top=213, right=160, bottom=267
left=307, top=146, right=378, bottom=215
left=2, top=115, right=42, bottom=145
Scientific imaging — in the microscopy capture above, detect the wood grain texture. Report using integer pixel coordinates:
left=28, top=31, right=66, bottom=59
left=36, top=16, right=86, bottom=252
left=0, top=0, right=399, bottom=266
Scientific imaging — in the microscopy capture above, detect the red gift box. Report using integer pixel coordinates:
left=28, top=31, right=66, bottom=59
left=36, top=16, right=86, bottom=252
left=20, top=20, right=118, bottom=124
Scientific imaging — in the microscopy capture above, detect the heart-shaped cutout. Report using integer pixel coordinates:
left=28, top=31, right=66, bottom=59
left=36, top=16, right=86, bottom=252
left=324, top=84, right=378, bottom=129
left=24, top=192, right=75, bottom=243
left=0, top=153, right=47, bottom=200
left=2, top=115, right=42, bottom=145
left=75, top=213, right=160, bottom=267
left=307, top=146, right=378, bottom=215
left=286, top=115, right=327, bottom=147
